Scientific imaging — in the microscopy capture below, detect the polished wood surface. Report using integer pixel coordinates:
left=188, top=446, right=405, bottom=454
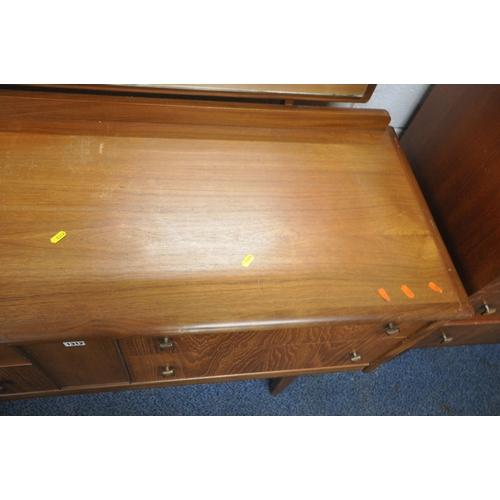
left=0, top=95, right=470, bottom=344
left=4, top=84, right=376, bottom=103
left=402, top=85, right=500, bottom=296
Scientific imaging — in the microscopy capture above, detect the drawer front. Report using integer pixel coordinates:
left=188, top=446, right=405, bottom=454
left=0, top=365, right=58, bottom=394
left=0, top=346, right=32, bottom=368
left=470, top=282, right=500, bottom=318
left=119, top=322, right=423, bottom=359
left=24, top=340, right=129, bottom=388
left=414, top=323, right=500, bottom=348
left=120, top=333, right=404, bottom=383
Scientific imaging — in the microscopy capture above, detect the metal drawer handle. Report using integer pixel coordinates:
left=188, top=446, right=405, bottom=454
left=159, top=338, right=175, bottom=350
left=351, top=352, right=362, bottom=363
left=386, top=324, right=401, bottom=336
left=441, top=334, right=454, bottom=344
left=482, top=305, right=497, bottom=316
left=162, top=366, right=175, bottom=378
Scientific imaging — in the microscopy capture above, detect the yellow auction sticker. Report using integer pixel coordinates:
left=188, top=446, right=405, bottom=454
left=50, top=231, right=67, bottom=244
left=242, top=254, right=255, bottom=268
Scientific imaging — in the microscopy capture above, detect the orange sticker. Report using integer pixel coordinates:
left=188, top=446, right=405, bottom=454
left=401, top=285, right=415, bottom=299
left=378, top=289, right=391, bottom=302
left=429, top=282, right=443, bottom=294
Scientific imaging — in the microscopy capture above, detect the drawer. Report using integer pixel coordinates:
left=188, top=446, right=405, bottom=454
left=469, top=280, right=500, bottom=318
left=119, top=322, right=423, bottom=359
left=414, top=322, right=500, bottom=348
left=0, top=346, right=32, bottom=368
left=121, top=334, right=402, bottom=383
left=0, top=365, right=58, bottom=394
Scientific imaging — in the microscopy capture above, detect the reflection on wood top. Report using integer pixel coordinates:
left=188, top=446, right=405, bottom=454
left=0, top=94, right=471, bottom=341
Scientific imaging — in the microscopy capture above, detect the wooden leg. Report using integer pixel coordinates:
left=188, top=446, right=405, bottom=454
left=269, top=376, right=298, bottom=396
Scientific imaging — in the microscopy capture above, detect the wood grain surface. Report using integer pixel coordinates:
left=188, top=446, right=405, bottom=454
left=118, top=323, right=421, bottom=357
left=119, top=336, right=407, bottom=382
left=0, top=92, right=471, bottom=344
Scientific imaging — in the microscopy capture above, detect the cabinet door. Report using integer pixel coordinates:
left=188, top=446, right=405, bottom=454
left=24, top=340, right=129, bottom=388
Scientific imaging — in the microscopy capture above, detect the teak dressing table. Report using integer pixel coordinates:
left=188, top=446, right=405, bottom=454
left=0, top=84, right=472, bottom=401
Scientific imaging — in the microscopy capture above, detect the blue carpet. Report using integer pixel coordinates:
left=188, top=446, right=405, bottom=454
left=1, top=344, right=499, bottom=416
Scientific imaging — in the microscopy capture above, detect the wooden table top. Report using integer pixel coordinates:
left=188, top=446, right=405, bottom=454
left=0, top=94, right=472, bottom=342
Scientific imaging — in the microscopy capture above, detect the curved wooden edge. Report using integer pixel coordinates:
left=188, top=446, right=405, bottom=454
left=446, top=317, right=500, bottom=327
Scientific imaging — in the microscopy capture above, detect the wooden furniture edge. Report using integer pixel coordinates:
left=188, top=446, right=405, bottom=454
left=0, top=84, right=377, bottom=104
left=446, top=317, right=500, bottom=327
left=0, top=89, right=390, bottom=131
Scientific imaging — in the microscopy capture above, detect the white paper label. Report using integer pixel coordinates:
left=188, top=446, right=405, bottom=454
left=63, top=341, right=86, bottom=347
